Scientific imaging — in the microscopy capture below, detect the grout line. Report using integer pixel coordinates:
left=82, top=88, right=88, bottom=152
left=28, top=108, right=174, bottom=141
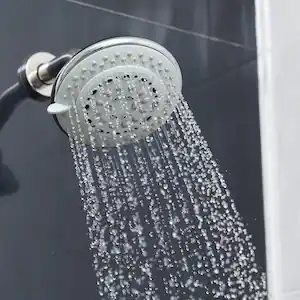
left=66, top=0, right=255, bottom=50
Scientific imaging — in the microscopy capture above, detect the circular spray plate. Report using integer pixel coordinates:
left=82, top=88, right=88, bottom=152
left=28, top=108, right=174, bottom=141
left=49, top=38, right=182, bottom=147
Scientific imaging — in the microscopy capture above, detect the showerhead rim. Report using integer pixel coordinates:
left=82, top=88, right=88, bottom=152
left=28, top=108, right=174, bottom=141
left=54, top=37, right=182, bottom=94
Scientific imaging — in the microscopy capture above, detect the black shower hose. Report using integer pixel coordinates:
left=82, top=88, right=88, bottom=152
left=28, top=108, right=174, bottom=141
left=0, top=52, right=74, bottom=133
left=0, top=82, right=27, bottom=133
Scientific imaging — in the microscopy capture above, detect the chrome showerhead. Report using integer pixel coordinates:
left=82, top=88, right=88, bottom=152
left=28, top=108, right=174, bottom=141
left=47, top=37, right=182, bottom=147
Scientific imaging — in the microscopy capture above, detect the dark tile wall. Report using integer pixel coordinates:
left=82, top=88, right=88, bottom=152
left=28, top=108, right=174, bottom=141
left=70, top=0, right=256, bottom=48
left=0, top=0, right=265, bottom=299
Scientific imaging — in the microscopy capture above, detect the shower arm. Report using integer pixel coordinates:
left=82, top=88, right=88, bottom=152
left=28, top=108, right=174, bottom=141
left=0, top=50, right=77, bottom=133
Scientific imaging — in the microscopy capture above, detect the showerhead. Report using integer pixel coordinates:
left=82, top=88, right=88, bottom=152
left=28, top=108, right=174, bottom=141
left=47, top=37, right=182, bottom=147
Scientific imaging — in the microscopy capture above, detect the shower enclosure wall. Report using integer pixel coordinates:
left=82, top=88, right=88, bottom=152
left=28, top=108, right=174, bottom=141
left=256, top=1, right=300, bottom=299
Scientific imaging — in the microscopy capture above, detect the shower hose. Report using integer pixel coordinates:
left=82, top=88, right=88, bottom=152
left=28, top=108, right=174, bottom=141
left=0, top=53, right=73, bottom=133
left=0, top=82, right=27, bottom=133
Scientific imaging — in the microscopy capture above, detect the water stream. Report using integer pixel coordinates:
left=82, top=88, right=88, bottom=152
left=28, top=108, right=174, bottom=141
left=66, top=75, right=267, bottom=299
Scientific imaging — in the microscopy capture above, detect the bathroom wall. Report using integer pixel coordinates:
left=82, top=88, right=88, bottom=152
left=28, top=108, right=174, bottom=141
left=256, top=0, right=300, bottom=299
left=0, top=0, right=265, bottom=299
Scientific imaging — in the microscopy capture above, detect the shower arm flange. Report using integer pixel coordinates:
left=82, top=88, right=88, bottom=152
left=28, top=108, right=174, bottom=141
left=17, top=50, right=77, bottom=101
left=0, top=49, right=78, bottom=133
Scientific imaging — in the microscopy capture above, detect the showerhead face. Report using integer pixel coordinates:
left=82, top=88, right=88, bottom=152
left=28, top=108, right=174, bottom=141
left=48, top=37, right=182, bottom=147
